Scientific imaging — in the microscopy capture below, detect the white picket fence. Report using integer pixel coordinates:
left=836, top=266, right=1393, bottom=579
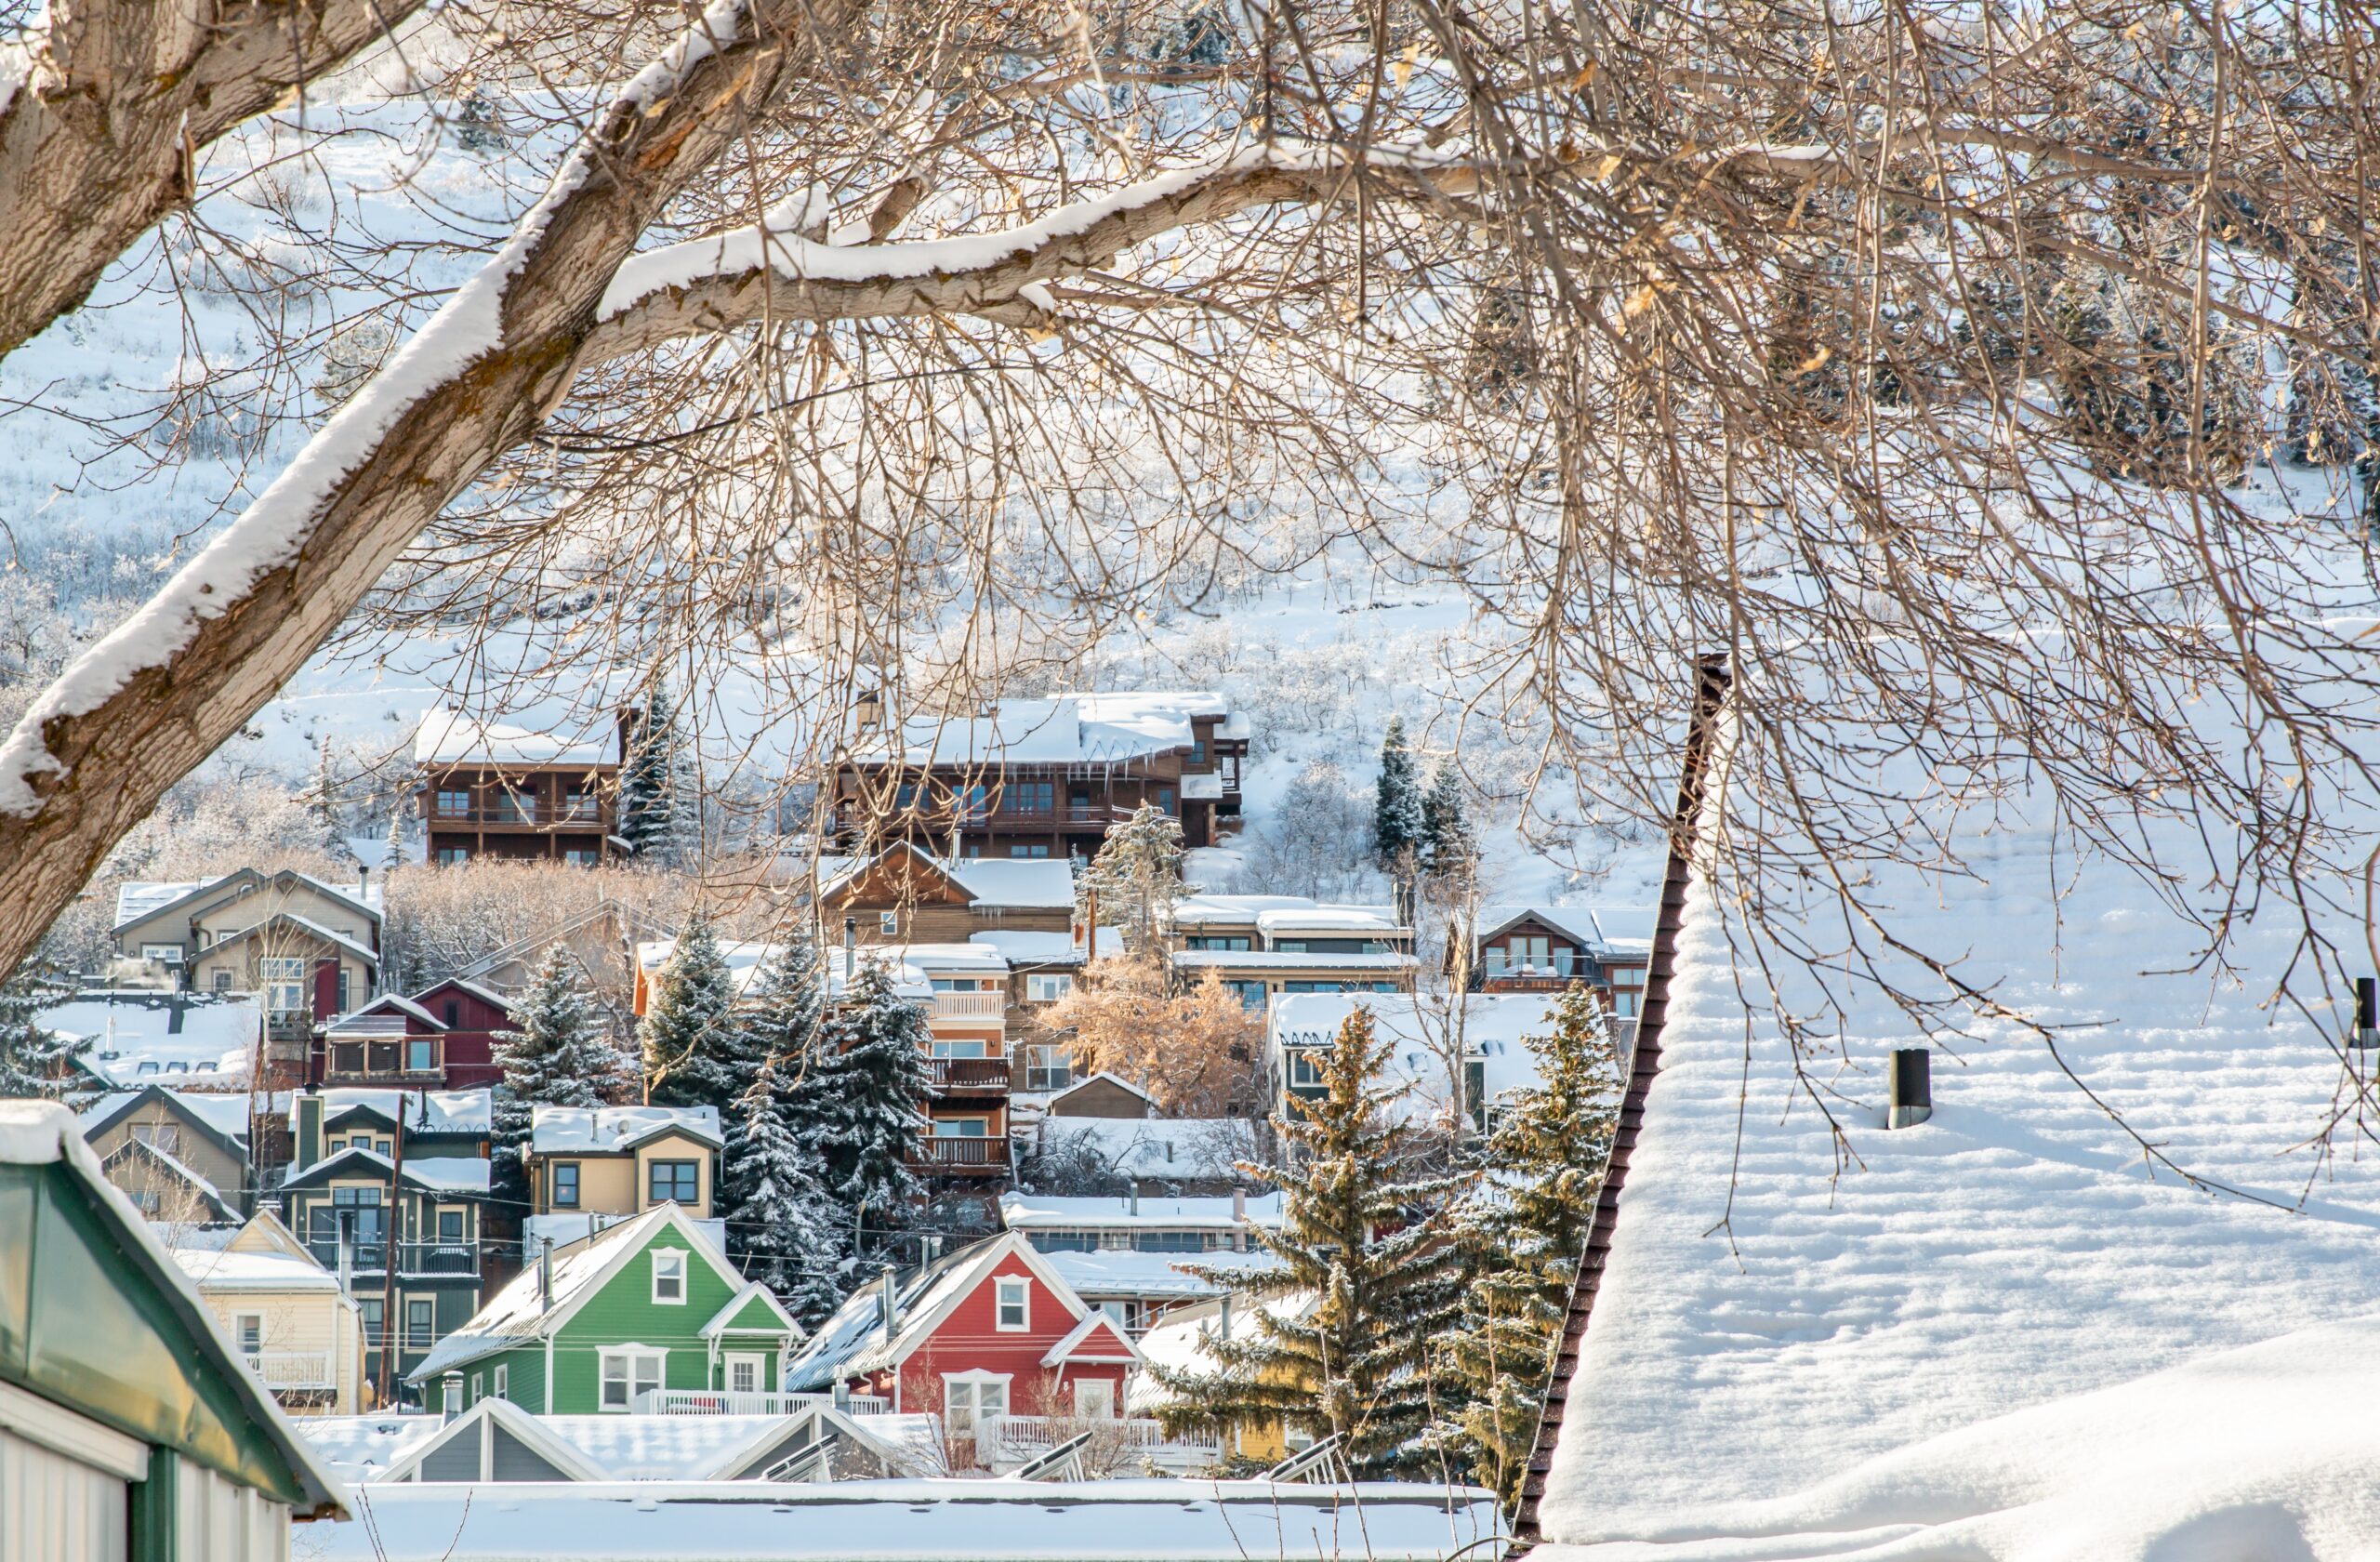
left=976, top=1413, right=1222, bottom=1475
left=635, top=1389, right=891, bottom=1416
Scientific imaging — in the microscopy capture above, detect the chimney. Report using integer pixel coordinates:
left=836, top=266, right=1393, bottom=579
left=879, top=1264, right=900, bottom=1345
left=1129, top=1180, right=1140, bottom=1217
left=1232, top=1186, right=1247, bottom=1250
left=1218, top=1293, right=1232, bottom=1342
left=443, top=1372, right=464, bottom=1423
left=1887, top=1048, right=1932, bottom=1129
left=2356, top=977, right=2379, bottom=1051
left=856, top=689, right=882, bottom=733
left=336, top=1209, right=354, bottom=1293
left=297, top=1091, right=324, bottom=1169
left=357, top=864, right=370, bottom=898
left=539, top=1238, right=555, bottom=1314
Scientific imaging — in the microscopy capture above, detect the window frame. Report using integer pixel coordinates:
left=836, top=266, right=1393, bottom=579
left=993, top=1276, right=1030, bottom=1332
left=550, top=1161, right=580, bottom=1208
left=723, top=1352, right=768, bottom=1396
left=1075, top=1378, right=1117, bottom=1420
left=405, top=1297, right=435, bottom=1349
left=598, top=1345, right=668, bottom=1412
left=651, top=1248, right=689, bottom=1304
left=943, top=1370, right=1012, bottom=1437
left=234, top=1312, right=263, bottom=1356
left=495, top=1363, right=509, bottom=1400
left=1024, top=973, right=1074, bottom=1003
left=646, top=1158, right=700, bottom=1207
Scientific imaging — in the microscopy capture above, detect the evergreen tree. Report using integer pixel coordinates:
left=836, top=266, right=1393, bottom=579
left=641, top=916, right=747, bottom=1109
left=310, top=737, right=346, bottom=853
left=0, top=965, right=80, bottom=1098
left=1433, top=984, right=1621, bottom=1502
left=618, top=682, right=699, bottom=867
left=807, top=956, right=933, bottom=1259
left=1076, top=801, right=1187, bottom=956
left=1151, top=1007, right=1466, bottom=1477
left=492, top=949, right=621, bottom=1203
left=1420, top=759, right=1477, bottom=880
left=727, top=936, right=847, bottom=1321
left=1373, top=717, right=1424, bottom=873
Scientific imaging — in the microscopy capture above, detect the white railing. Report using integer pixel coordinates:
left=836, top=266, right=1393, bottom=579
left=635, top=1389, right=891, bottom=1416
left=931, top=991, right=1006, bottom=1021
left=977, top=1413, right=1222, bottom=1474
left=244, top=1351, right=337, bottom=1390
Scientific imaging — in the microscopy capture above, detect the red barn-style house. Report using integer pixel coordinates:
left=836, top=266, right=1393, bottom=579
left=311, top=977, right=517, bottom=1090
left=785, top=1232, right=1139, bottom=1463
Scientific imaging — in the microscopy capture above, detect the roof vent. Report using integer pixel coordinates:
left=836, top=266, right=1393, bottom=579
left=1887, top=1048, right=1932, bottom=1129
left=2354, top=977, right=2379, bottom=1051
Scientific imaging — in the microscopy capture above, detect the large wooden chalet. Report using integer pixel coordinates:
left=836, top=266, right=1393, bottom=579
left=832, top=692, right=1249, bottom=857
left=415, top=708, right=623, bottom=866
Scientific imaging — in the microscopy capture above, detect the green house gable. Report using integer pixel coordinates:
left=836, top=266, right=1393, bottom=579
left=419, top=1210, right=798, bottom=1415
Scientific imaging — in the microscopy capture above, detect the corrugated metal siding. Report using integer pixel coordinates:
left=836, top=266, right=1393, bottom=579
left=178, top=1458, right=289, bottom=1562
left=1, top=1423, right=128, bottom=1562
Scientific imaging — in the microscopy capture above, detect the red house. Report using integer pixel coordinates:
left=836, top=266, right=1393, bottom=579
left=311, top=977, right=518, bottom=1090
left=785, top=1231, right=1140, bottom=1461
left=409, top=977, right=519, bottom=1089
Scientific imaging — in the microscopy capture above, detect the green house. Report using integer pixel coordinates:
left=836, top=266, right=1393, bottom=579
left=406, top=1203, right=802, bottom=1415
left=0, top=1099, right=344, bottom=1559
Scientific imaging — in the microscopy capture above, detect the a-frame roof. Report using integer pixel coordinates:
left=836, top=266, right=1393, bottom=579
left=78, top=1082, right=252, bottom=1164
left=784, top=1231, right=1097, bottom=1387
left=702, top=1283, right=802, bottom=1340
left=1040, top=1310, right=1140, bottom=1368
left=377, top=1397, right=609, bottom=1484
left=203, top=911, right=379, bottom=970
left=99, top=1137, right=242, bottom=1224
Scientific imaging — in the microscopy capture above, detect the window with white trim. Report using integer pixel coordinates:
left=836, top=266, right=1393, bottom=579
left=494, top=1363, right=509, bottom=1400
left=944, top=1371, right=1010, bottom=1436
left=470, top=1371, right=483, bottom=1405
left=599, top=1347, right=666, bottom=1411
left=725, top=1352, right=767, bottom=1395
left=234, top=1313, right=263, bottom=1355
left=1075, top=1378, right=1116, bottom=1420
left=651, top=1248, right=687, bottom=1304
left=994, top=1277, right=1029, bottom=1331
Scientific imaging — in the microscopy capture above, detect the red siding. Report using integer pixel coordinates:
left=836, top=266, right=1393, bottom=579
left=412, top=980, right=516, bottom=1088
left=874, top=1253, right=1130, bottom=1419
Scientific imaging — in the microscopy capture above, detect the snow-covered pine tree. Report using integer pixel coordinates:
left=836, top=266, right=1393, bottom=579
left=808, top=955, right=933, bottom=1258
left=310, top=737, right=345, bottom=853
left=0, top=965, right=80, bottom=1097
left=1076, top=801, right=1187, bottom=956
left=1151, top=1006, right=1466, bottom=1477
left=491, top=947, right=620, bottom=1203
left=726, top=935, right=849, bottom=1317
left=617, top=682, right=699, bottom=867
left=1420, top=759, right=1477, bottom=880
left=1434, top=983, right=1621, bottom=1501
left=1373, top=717, right=1424, bottom=873
left=641, top=916, right=747, bottom=1110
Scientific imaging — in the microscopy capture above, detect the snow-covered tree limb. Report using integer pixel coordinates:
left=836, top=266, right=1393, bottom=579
left=0, top=0, right=432, bottom=358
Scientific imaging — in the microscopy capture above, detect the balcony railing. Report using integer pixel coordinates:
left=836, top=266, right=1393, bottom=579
left=976, top=1414, right=1222, bottom=1474
left=909, top=1135, right=1009, bottom=1172
left=304, top=1239, right=481, bottom=1277
left=242, top=1351, right=337, bottom=1391
left=924, top=1056, right=1011, bottom=1092
left=428, top=803, right=605, bottom=826
left=633, top=1390, right=892, bottom=1416
left=930, top=992, right=1006, bottom=1022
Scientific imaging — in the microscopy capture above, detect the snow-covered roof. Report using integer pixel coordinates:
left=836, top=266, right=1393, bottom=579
left=298, top=1477, right=1499, bottom=1562
left=171, top=1245, right=344, bottom=1293
left=1170, top=948, right=1417, bottom=972
left=1033, top=1117, right=1258, bottom=1183
left=43, top=990, right=261, bottom=1085
left=78, top=1085, right=254, bottom=1148
left=1254, top=906, right=1404, bottom=934
left=1172, top=894, right=1336, bottom=926
left=786, top=1233, right=1090, bottom=1389
left=1040, top=1247, right=1280, bottom=1303
left=1475, top=904, right=1633, bottom=954
left=326, top=993, right=443, bottom=1033
left=968, top=930, right=1085, bottom=965
left=300, top=1414, right=448, bottom=1487
left=111, top=868, right=383, bottom=933
left=530, top=1104, right=721, bottom=1154
left=1531, top=709, right=2380, bottom=1558
left=284, top=1145, right=491, bottom=1196
left=414, top=707, right=617, bottom=768
left=1269, top=991, right=1570, bottom=1114
left=999, top=1192, right=1283, bottom=1230
left=883, top=941, right=1012, bottom=974
left=102, top=1137, right=241, bottom=1223
left=847, top=693, right=1235, bottom=769
left=1040, top=1310, right=1140, bottom=1367
left=1128, top=1293, right=1317, bottom=1416
left=324, top=1087, right=493, bottom=1136
left=1044, top=1070, right=1157, bottom=1110
left=525, top=1211, right=728, bottom=1254
left=948, top=857, right=1077, bottom=909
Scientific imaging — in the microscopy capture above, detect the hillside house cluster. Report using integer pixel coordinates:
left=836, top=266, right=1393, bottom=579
left=415, top=708, right=624, bottom=866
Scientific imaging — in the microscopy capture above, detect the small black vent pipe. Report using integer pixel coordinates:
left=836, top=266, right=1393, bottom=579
left=1888, top=1048, right=1932, bottom=1129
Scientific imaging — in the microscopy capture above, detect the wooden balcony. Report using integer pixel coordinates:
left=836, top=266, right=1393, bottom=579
left=924, top=1056, right=1011, bottom=1093
left=930, top=991, right=1006, bottom=1022
left=908, top=1135, right=1009, bottom=1175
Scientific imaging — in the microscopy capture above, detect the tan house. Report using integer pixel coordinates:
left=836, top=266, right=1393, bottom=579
left=171, top=1209, right=365, bottom=1416
left=78, top=1085, right=256, bottom=1215
left=523, top=1105, right=724, bottom=1255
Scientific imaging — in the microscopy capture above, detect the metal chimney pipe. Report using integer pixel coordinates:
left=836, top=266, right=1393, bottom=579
left=2356, top=977, right=2379, bottom=1050
left=443, top=1372, right=464, bottom=1422
left=1218, top=1294, right=1232, bottom=1342
left=1887, top=1048, right=1933, bottom=1129
left=879, top=1264, right=900, bottom=1345
left=1129, top=1180, right=1140, bottom=1218
left=539, top=1238, right=555, bottom=1314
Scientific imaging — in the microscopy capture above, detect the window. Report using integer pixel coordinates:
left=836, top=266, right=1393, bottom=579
left=1010, top=781, right=1053, bottom=814
left=1289, top=1048, right=1326, bottom=1089
left=647, top=1160, right=699, bottom=1207
left=930, top=1039, right=988, bottom=1059
left=435, top=788, right=472, bottom=816
left=563, top=847, right=602, bottom=867
left=1134, top=1231, right=1204, bottom=1253
left=1025, top=1044, right=1073, bottom=1092
left=438, top=1209, right=465, bottom=1246
left=495, top=1364, right=509, bottom=1399
left=375, top=1138, right=392, bottom=1158
left=932, top=977, right=981, bottom=991
left=139, top=943, right=183, bottom=965
left=1224, top=979, right=1266, bottom=1013
left=944, top=1373, right=1009, bottom=1436
left=406, top=1298, right=434, bottom=1349
left=1220, top=757, right=1240, bottom=789
left=327, top=1136, right=348, bottom=1153
left=1184, top=935, right=1251, bottom=952
left=725, top=1353, right=767, bottom=1395
left=652, top=1249, right=688, bottom=1304
left=599, top=1348, right=666, bottom=1411
left=336, top=970, right=352, bottom=1014
left=358, top=1297, right=385, bottom=1345
left=443, top=999, right=461, bottom=1027
left=932, top=1117, right=989, bottom=1138
left=1156, top=788, right=1175, bottom=814
left=560, top=786, right=599, bottom=821
left=235, top=1313, right=263, bottom=1355
left=406, top=1038, right=435, bottom=1073
left=132, top=1123, right=180, bottom=1155
left=434, top=845, right=471, bottom=866
left=211, top=970, right=233, bottom=992
left=551, top=1162, right=581, bottom=1208
left=471, top=1371, right=483, bottom=1405
left=955, top=784, right=990, bottom=823
left=1075, top=1379, right=1116, bottom=1419
left=1024, top=973, right=1073, bottom=1003
left=261, top=956, right=308, bottom=1015
left=879, top=910, right=899, bottom=936
left=994, top=1277, right=1029, bottom=1331
left=1190, top=739, right=1208, bottom=764
left=1009, top=843, right=1051, bottom=857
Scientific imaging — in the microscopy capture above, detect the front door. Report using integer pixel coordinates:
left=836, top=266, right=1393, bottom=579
left=724, top=1353, right=770, bottom=1397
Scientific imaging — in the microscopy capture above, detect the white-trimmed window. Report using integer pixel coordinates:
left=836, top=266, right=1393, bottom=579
left=234, top=1313, right=263, bottom=1356
left=1075, top=1378, right=1116, bottom=1420
left=1025, top=973, right=1072, bottom=1003
left=724, top=1352, right=767, bottom=1395
left=944, top=1371, right=1010, bottom=1436
left=651, top=1248, right=687, bottom=1304
left=994, top=1277, right=1029, bottom=1331
left=879, top=910, right=899, bottom=936
left=470, top=1371, right=483, bottom=1405
left=260, top=956, right=308, bottom=1015
left=599, top=1347, right=666, bottom=1411
left=139, top=943, right=183, bottom=966
left=494, top=1363, right=509, bottom=1400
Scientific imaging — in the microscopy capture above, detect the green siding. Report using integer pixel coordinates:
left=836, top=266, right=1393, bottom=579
left=545, top=1225, right=778, bottom=1412
left=715, top=1291, right=786, bottom=1333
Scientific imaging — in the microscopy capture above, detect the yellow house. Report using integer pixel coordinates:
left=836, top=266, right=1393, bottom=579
left=1128, top=1290, right=1317, bottom=1464
left=522, top=1104, right=724, bottom=1253
left=170, top=1208, right=365, bottom=1416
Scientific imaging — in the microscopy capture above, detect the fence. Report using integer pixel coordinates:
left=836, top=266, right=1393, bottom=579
left=976, top=1413, right=1222, bottom=1474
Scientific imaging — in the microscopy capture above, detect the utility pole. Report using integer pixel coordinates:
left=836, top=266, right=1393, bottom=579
left=379, top=1105, right=405, bottom=1408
